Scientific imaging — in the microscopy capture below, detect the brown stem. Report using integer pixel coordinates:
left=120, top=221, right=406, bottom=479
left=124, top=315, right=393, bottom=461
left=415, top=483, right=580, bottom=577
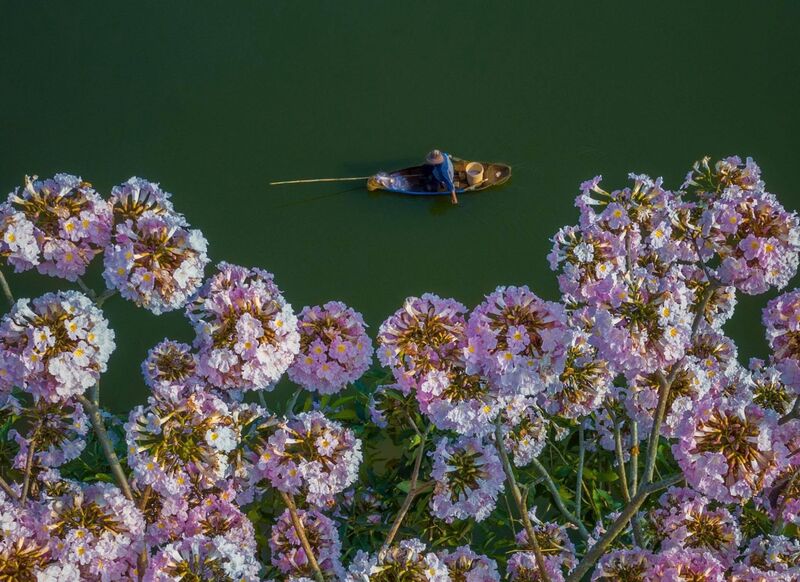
left=20, top=438, right=36, bottom=505
left=494, top=423, right=551, bottom=582
left=0, top=268, right=13, bottom=307
left=136, top=485, right=153, bottom=578
left=566, top=474, right=683, bottom=582
left=0, top=474, right=17, bottom=499
left=76, top=394, right=134, bottom=501
left=382, top=426, right=431, bottom=553
left=642, top=370, right=675, bottom=486
left=279, top=491, right=325, bottom=582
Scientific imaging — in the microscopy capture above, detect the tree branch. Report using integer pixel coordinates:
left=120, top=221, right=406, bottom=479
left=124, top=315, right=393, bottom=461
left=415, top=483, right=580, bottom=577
left=495, top=423, right=551, bottom=582
left=382, top=425, right=430, bottom=553
left=566, top=474, right=683, bottom=582
left=76, top=393, right=134, bottom=501
left=0, top=268, right=13, bottom=308
left=279, top=490, right=325, bottom=582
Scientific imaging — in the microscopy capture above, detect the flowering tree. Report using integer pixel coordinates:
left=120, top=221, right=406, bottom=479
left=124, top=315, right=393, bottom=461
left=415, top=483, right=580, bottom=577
left=0, top=158, right=799, bottom=581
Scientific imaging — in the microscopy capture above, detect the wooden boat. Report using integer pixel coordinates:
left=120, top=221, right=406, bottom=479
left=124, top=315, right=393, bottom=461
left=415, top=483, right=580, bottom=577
left=366, top=156, right=512, bottom=196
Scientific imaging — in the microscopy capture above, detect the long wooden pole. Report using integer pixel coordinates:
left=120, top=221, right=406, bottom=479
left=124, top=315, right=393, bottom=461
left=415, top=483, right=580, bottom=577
left=269, top=176, right=370, bottom=186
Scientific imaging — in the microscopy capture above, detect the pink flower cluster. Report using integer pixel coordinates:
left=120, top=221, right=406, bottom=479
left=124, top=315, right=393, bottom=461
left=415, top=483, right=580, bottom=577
left=269, top=507, right=344, bottom=579
left=145, top=535, right=260, bottom=581
left=125, top=389, right=247, bottom=496
left=346, top=539, right=450, bottom=581
left=673, top=396, right=784, bottom=503
left=377, top=293, right=467, bottom=390
left=0, top=290, right=115, bottom=401
left=694, top=158, right=800, bottom=295
left=103, top=181, right=209, bottom=314
left=43, top=482, right=145, bottom=580
left=252, top=411, right=362, bottom=506
left=0, top=174, right=112, bottom=280
left=187, top=262, right=300, bottom=392
left=465, top=285, right=570, bottom=395
left=430, top=435, right=504, bottom=523
left=288, top=301, right=373, bottom=394
left=764, top=289, right=800, bottom=389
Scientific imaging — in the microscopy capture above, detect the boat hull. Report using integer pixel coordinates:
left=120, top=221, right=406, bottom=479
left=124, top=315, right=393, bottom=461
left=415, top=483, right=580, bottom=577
left=367, top=157, right=512, bottom=196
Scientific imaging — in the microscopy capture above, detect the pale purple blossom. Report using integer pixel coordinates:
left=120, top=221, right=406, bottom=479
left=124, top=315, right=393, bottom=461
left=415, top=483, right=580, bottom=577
left=418, top=360, right=499, bottom=436
left=587, top=269, right=694, bottom=377
left=500, top=396, right=548, bottom=467
left=673, top=396, right=785, bottom=503
left=699, top=174, right=800, bottom=295
left=141, top=338, right=199, bottom=397
left=269, top=507, right=344, bottom=579
left=104, top=180, right=208, bottom=314
left=288, top=301, right=373, bottom=394
left=0, top=291, right=115, bottom=401
left=46, top=482, right=145, bottom=581
left=733, top=534, right=800, bottom=580
left=377, top=293, right=467, bottom=390
left=10, top=398, right=88, bottom=468
left=0, top=174, right=112, bottom=280
left=649, top=549, right=726, bottom=582
left=253, top=411, right=361, bottom=506
left=430, top=436, right=504, bottom=523
left=507, top=551, right=565, bottom=582
left=125, top=390, right=244, bottom=496
left=592, top=548, right=655, bottom=581
left=345, top=539, right=450, bottom=582
left=437, top=545, right=499, bottom=581
left=764, top=289, right=800, bottom=389
left=187, top=262, right=300, bottom=392
left=144, top=535, right=260, bottom=581
left=466, top=285, right=570, bottom=395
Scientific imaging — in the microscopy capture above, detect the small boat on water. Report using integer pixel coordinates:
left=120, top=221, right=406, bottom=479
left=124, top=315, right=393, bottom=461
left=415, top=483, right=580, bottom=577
left=367, top=156, right=512, bottom=196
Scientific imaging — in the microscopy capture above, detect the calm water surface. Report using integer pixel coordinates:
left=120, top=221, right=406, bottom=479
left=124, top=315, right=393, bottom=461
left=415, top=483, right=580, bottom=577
left=2, top=1, right=799, bottom=411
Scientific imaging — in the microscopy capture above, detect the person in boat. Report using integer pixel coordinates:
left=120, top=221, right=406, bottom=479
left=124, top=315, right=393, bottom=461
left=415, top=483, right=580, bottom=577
left=426, top=149, right=458, bottom=205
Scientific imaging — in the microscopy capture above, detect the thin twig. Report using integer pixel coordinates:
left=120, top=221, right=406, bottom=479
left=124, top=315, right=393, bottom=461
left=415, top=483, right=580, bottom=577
left=0, top=474, right=17, bottom=499
left=566, top=474, right=684, bottom=582
left=20, top=438, right=37, bottom=505
left=494, top=423, right=551, bottom=582
left=529, top=456, right=590, bottom=540
left=0, top=268, right=14, bottom=307
left=76, top=394, right=134, bottom=501
left=613, top=417, right=645, bottom=547
left=575, top=422, right=585, bottom=519
left=76, top=277, right=97, bottom=299
left=612, top=419, right=630, bottom=503
left=286, top=388, right=302, bottom=417
left=382, top=425, right=431, bottom=553
left=642, top=369, right=675, bottom=486
left=137, top=485, right=153, bottom=579
left=780, top=398, right=800, bottom=425
left=95, top=288, right=117, bottom=307
left=279, top=491, right=326, bottom=582
left=89, top=382, right=100, bottom=407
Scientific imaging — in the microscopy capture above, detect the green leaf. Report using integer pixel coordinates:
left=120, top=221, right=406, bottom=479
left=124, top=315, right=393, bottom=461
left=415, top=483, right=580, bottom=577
left=598, top=470, right=619, bottom=482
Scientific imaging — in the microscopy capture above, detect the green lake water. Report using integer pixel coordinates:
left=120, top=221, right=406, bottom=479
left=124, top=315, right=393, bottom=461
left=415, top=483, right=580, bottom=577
left=1, top=1, right=799, bottom=412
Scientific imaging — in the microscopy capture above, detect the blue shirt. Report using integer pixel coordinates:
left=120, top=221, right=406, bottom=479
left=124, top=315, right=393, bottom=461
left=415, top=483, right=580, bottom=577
left=432, top=152, right=455, bottom=191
